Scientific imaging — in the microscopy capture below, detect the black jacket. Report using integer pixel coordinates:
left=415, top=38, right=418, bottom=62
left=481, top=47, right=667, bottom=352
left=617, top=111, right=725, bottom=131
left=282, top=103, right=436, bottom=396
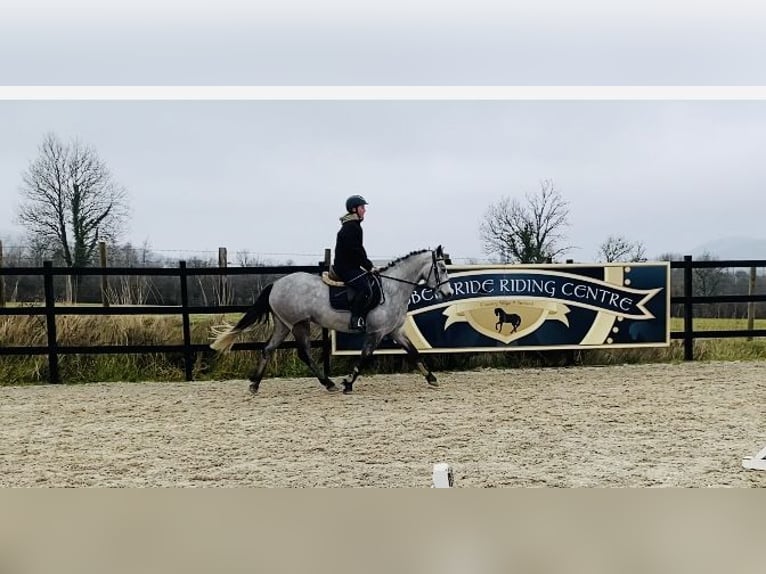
left=333, top=218, right=373, bottom=274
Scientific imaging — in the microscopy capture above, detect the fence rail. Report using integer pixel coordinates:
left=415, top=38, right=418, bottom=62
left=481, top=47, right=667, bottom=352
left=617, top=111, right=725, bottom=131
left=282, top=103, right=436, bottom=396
left=1, top=255, right=765, bottom=383
left=0, top=260, right=332, bottom=384
left=669, top=255, right=766, bottom=360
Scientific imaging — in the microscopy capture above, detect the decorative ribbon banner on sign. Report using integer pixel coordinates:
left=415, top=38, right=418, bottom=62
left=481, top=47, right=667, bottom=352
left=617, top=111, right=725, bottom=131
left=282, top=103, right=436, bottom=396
left=332, top=262, right=670, bottom=355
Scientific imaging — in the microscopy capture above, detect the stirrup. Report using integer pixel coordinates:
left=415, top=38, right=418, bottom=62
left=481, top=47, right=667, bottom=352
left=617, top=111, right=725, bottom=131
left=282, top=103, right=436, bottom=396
left=349, top=316, right=366, bottom=332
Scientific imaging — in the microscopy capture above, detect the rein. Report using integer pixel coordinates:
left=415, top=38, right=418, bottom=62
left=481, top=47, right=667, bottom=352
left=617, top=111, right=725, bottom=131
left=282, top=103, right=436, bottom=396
left=375, top=252, right=450, bottom=289
left=374, top=272, right=419, bottom=286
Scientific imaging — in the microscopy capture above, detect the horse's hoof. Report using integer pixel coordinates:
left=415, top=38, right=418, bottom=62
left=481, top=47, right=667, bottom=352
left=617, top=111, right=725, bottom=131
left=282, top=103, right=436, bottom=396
left=342, top=382, right=353, bottom=394
left=248, top=383, right=260, bottom=395
left=325, top=382, right=339, bottom=392
left=426, top=374, right=438, bottom=387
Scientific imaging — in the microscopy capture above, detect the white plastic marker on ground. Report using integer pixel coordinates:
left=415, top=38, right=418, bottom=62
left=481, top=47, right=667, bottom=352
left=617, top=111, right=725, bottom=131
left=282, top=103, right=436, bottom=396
left=742, top=445, right=766, bottom=470
left=432, top=463, right=454, bottom=488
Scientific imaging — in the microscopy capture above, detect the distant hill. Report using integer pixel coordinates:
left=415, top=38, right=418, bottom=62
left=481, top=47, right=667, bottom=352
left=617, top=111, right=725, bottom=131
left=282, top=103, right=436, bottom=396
left=689, top=237, right=766, bottom=261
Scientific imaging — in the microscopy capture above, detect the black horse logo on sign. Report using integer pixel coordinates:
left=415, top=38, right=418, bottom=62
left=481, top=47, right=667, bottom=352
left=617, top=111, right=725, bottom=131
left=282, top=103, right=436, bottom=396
left=494, top=308, right=522, bottom=333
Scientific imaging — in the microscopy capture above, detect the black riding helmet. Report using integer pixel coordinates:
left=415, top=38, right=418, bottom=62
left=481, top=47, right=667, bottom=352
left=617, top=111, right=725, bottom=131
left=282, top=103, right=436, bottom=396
left=345, top=195, right=369, bottom=212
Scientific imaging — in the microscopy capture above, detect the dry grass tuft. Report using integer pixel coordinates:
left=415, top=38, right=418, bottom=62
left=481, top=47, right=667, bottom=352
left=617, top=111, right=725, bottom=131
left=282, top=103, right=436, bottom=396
left=2, top=315, right=766, bottom=385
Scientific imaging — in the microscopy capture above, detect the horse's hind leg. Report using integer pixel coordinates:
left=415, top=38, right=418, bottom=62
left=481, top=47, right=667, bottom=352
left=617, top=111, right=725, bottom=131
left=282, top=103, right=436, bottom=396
left=292, top=321, right=337, bottom=392
left=390, top=328, right=439, bottom=387
left=248, top=319, right=290, bottom=394
left=341, top=333, right=383, bottom=394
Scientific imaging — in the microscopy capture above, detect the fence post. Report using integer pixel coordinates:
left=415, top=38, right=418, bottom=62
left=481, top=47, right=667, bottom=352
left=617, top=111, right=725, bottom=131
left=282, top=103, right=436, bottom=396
left=747, top=266, right=756, bottom=341
left=683, top=255, right=694, bottom=361
left=43, top=261, right=61, bottom=384
left=179, top=261, right=194, bottom=381
left=99, top=240, right=109, bottom=308
left=218, top=247, right=228, bottom=305
left=0, top=239, right=5, bottom=308
left=322, top=248, right=332, bottom=378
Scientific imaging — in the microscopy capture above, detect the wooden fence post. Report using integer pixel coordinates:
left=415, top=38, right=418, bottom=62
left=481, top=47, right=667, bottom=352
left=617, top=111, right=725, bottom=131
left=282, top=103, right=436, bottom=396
left=218, top=247, right=228, bottom=306
left=179, top=261, right=194, bottom=381
left=0, top=240, right=5, bottom=308
left=747, top=266, right=756, bottom=341
left=99, top=241, right=109, bottom=308
left=683, top=255, right=694, bottom=361
left=43, top=261, right=60, bottom=384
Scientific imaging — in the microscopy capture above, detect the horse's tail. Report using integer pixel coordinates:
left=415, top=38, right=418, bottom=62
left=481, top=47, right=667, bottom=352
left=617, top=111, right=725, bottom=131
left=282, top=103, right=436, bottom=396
left=210, top=284, right=274, bottom=353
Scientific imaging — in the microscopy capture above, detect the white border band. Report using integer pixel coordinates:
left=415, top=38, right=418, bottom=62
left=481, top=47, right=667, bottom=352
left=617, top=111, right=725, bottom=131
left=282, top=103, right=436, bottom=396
left=3, top=86, right=766, bottom=100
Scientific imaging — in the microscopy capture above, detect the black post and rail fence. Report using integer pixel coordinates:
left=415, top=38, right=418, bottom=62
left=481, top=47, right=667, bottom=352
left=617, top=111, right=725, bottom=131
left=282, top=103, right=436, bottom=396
left=0, top=259, right=330, bottom=384
left=674, top=256, right=766, bottom=360
left=2, top=255, right=766, bottom=383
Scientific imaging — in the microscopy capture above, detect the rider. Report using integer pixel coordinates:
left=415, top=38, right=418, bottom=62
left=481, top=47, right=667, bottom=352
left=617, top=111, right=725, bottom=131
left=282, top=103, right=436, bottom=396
left=333, top=195, right=377, bottom=332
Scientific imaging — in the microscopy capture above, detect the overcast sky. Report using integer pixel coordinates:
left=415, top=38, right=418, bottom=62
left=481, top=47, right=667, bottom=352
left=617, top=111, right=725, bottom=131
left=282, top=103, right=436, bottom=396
left=3, top=0, right=766, bottom=85
left=2, top=1, right=766, bottom=264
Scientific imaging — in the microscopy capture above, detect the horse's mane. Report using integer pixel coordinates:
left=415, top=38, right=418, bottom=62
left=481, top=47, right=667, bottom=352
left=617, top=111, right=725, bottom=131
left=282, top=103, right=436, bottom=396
left=379, top=249, right=429, bottom=272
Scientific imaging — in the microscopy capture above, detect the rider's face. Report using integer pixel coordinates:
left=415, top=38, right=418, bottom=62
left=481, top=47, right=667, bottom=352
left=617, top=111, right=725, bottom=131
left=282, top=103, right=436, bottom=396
left=355, top=204, right=367, bottom=220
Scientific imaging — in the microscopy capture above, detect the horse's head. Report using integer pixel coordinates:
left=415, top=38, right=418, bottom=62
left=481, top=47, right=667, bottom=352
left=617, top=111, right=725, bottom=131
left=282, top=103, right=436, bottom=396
left=494, top=307, right=503, bottom=317
left=425, top=245, right=453, bottom=301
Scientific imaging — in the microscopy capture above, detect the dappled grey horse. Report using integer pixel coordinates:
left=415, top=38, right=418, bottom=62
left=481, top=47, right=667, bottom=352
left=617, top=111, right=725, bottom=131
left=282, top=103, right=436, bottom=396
left=210, top=246, right=453, bottom=394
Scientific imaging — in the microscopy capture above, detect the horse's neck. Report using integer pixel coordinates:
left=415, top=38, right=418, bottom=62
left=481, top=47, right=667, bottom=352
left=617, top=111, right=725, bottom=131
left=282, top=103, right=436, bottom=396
left=384, top=253, right=429, bottom=303
left=387, top=253, right=429, bottom=282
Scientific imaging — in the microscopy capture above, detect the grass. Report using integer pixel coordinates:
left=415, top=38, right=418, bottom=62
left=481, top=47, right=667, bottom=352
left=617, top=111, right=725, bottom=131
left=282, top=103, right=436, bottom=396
left=1, top=314, right=766, bottom=385
left=0, top=313, right=313, bottom=384
left=669, top=317, right=766, bottom=331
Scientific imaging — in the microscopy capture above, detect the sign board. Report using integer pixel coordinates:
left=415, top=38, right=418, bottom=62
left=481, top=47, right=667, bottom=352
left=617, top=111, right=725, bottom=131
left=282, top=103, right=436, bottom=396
left=332, top=262, right=670, bottom=355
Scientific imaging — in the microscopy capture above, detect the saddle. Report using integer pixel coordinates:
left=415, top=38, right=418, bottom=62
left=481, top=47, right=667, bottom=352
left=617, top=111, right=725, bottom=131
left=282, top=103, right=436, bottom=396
left=323, top=267, right=383, bottom=313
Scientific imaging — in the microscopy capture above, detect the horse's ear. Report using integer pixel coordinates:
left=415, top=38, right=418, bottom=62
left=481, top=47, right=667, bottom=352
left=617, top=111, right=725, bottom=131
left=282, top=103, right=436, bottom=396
left=436, top=245, right=443, bottom=257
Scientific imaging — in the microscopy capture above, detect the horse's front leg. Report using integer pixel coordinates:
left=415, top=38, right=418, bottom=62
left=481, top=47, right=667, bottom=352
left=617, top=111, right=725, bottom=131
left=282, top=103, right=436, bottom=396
left=342, top=333, right=383, bottom=394
left=390, top=328, right=439, bottom=387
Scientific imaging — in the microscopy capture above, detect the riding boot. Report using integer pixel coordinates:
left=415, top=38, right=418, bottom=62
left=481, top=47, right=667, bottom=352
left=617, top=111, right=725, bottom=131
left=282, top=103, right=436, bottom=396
left=349, top=293, right=368, bottom=332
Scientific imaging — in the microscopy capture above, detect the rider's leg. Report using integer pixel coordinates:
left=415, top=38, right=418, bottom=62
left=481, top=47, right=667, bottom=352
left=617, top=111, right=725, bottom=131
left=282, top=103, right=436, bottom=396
left=344, top=273, right=372, bottom=332
left=349, top=290, right=370, bottom=331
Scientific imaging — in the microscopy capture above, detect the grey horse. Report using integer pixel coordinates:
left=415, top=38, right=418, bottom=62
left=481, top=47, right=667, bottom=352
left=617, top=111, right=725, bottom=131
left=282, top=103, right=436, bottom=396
left=210, top=246, right=453, bottom=394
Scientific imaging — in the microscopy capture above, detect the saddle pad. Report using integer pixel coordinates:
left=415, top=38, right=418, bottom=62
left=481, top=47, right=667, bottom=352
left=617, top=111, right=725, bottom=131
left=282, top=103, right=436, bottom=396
left=322, top=271, right=345, bottom=287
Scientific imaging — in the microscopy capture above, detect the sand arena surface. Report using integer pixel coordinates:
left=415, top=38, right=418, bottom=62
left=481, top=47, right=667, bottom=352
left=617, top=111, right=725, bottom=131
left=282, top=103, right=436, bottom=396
left=1, top=361, right=765, bottom=487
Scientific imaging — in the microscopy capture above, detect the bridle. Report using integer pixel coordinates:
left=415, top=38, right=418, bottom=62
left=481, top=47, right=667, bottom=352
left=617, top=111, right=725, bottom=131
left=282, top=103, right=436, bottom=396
left=375, top=250, right=450, bottom=291
left=427, top=250, right=448, bottom=291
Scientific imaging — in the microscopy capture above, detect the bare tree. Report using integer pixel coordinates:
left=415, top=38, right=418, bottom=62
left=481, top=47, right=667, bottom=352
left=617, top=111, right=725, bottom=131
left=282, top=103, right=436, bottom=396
left=479, top=180, right=570, bottom=263
left=236, top=249, right=261, bottom=267
left=16, top=133, right=129, bottom=268
left=597, top=235, right=647, bottom=263
left=106, top=241, right=158, bottom=305
left=693, top=252, right=726, bottom=298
